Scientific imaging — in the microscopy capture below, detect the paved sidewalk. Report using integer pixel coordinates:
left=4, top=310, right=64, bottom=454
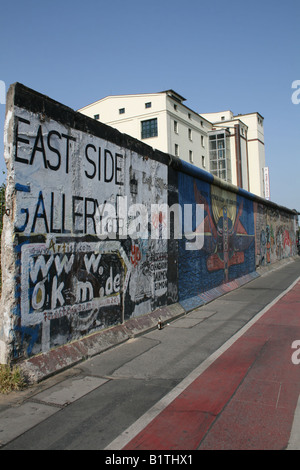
left=0, top=258, right=300, bottom=450
left=108, top=275, right=300, bottom=450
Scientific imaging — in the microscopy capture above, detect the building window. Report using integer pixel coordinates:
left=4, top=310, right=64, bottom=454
left=145, top=102, right=152, bottom=109
left=189, top=150, right=193, bottom=163
left=94, top=114, right=100, bottom=120
left=188, top=128, right=192, bottom=140
left=119, top=108, right=125, bottom=114
left=175, top=144, right=179, bottom=157
left=174, top=121, right=178, bottom=133
left=174, top=104, right=177, bottom=111
left=209, top=133, right=231, bottom=182
left=202, top=156, right=205, bottom=167
left=201, top=135, right=204, bottom=147
left=188, top=113, right=192, bottom=120
left=141, top=118, right=158, bottom=139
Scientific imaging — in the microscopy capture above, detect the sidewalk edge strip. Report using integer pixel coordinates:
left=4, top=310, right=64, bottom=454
left=105, top=275, right=300, bottom=450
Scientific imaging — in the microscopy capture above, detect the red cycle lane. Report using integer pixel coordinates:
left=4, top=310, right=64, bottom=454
left=123, top=280, right=300, bottom=450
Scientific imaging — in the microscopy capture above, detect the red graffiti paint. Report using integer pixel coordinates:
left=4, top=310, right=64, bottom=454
left=131, top=243, right=141, bottom=267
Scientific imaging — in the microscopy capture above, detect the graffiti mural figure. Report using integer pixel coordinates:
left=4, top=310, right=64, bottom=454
left=193, top=180, right=254, bottom=282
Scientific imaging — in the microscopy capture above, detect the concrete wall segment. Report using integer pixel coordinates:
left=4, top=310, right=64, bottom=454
left=1, top=83, right=172, bottom=364
left=0, top=83, right=297, bottom=381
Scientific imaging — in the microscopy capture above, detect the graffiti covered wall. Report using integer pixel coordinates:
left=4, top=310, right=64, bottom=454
left=0, top=83, right=297, bottom=365
left=0, top=84, right=174, bottom=361
left=177, top=171, right=256, bottom=302
left=175, top=162, right=297, bottom=305
left=254, top=202, right=297, bottom=267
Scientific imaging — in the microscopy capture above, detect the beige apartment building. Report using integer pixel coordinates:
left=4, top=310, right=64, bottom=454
left=79, top=90, right=268, bottom=198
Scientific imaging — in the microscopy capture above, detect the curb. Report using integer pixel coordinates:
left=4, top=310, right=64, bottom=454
left=18, top=257, right=299, bottom=384
left=19, top=303, right=185, bottom=384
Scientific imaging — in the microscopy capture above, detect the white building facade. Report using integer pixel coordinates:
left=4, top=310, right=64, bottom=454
left=202, top=110, right=266, bottom=197
left=79, top=90, right=211, bottom=171
left=79, top=90, right=268, bottom=198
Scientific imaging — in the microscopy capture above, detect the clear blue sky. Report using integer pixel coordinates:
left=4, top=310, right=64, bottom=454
left=0, top=0, right=299, bottom=213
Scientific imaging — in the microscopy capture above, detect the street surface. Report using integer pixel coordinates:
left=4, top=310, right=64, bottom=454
left=0, top=257, right=300, bottom=451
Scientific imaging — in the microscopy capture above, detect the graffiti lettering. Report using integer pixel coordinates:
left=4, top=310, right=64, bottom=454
left=22, top=241, right=129, bottom=317
left=16, top=190, right=116, bottom=236
left=84, top=253, right=102, bottom=273
left=29, top=253, right=74, bottom=282
left=76, top=281, right=93, bottom=303
left=15, top=117, right=75, bottom=172
left=51, top=275, right=65, bottom=309
left=14, top=116, right=125, bottom=185
left=150, top=253, right=168, bottom=295
left=100, top=267, right=120, bottom=297
left=85, top=146, right=124, bottom=185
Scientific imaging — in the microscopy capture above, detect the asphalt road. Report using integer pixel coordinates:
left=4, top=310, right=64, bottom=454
left=1, top=257, right=300, bottom=450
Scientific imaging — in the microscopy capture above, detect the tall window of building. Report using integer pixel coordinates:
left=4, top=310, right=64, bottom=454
left=141, top=118, right=158, bottom=139
left=189, top=150, right=193, bottom=163
left=201, top=135, right=204, bottom=147
left=175, top=144, right=179, bottom=156
left=209, top=133, right=231, bottom=182
left=188, top=128, right=192, bottom=140
left=258, top=116, right=263, bottom=126
left=174, top=121, right=178, bottom=133
left=202, top=155, right=205, bottom=168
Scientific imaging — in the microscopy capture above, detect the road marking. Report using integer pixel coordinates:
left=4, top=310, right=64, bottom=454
left=105, top=275, right=300, bottom=450
left=287, top=394, right=300, bottom=449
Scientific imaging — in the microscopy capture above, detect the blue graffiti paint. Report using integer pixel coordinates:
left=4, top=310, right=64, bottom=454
left=178, top=173, right=256, bottom=301
left=14, top=325, right=40, bottom=357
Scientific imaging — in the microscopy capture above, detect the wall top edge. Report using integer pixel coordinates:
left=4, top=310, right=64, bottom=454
left=7, top=83, right=298, bottom=217
left=7, top=82, right=169, bottom=168
left=170, top=157, right=297, bottom=216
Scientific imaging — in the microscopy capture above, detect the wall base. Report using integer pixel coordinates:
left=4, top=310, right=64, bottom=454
left=179, top=271, right=259, bottom=312
left=14, top=260, right=299, bottom=383
left=19, top=303, right=185, bottom=384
